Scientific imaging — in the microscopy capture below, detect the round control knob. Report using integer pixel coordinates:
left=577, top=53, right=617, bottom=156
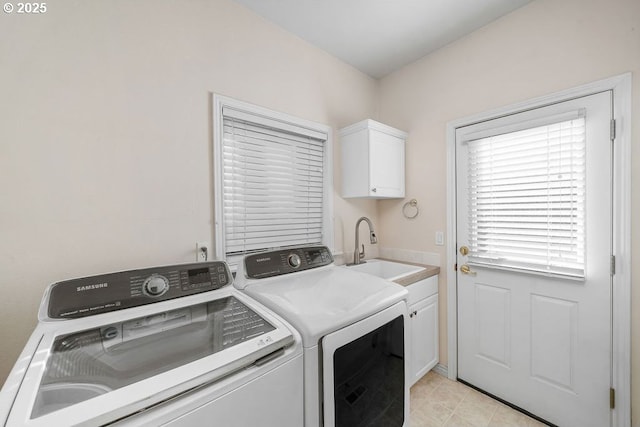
left=287, top=254, right=302, bottom=268
left=143, top=274, right=169, bottom=297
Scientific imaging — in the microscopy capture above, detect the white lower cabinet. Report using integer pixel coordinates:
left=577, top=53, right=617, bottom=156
left=406, top=276, right=439, bottom=386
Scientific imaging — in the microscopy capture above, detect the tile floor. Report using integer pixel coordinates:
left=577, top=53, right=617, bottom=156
left=410, top=371, right=548, bottom=427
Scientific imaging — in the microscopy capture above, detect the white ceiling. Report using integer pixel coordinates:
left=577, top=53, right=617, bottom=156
left=232, top=0, right=532, bottom=78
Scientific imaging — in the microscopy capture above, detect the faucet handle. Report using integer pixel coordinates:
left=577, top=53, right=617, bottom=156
left=359, top=244, right=365, bottom=259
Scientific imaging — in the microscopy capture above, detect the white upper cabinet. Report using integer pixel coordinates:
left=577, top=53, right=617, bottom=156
left=340, top=119, right=407, bottom=199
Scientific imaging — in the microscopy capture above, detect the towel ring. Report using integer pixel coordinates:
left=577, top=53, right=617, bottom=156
left=402, top=199, right=419, bottom=219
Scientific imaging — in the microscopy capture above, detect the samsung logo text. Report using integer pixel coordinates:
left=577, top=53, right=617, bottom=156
left=77, top=283, right=109, bottom=292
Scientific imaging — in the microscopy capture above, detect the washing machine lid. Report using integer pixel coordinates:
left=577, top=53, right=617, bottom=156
left=4, top=288, right=294, bottom=427
left=239, top=264, right=408, bottom=347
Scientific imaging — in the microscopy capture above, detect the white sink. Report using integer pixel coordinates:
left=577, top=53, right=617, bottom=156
left=345, top=259, right=424, bottom=282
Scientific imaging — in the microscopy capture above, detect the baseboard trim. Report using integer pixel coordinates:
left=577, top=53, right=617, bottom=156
left=432, top=363, right=448, bottom=377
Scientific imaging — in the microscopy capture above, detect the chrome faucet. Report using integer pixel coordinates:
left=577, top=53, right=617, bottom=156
left=353, top=216, right=377, bottom=265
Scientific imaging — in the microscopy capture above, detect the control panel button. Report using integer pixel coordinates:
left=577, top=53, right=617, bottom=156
left=287, top=253, right=301, bottom=268
left=142, top=274, right=170, bottom=297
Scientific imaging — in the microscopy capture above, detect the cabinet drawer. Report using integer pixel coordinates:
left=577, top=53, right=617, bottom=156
left=405, top=276, right=437, bottom=306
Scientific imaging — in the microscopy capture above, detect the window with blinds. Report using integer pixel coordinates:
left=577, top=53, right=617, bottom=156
left=215, top=102, right=329, bottom=267
left=466, top=114, right=586, bottom=278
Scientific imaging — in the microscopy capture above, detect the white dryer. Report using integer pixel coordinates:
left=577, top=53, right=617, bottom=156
left=234, top=246, right=410, bottom=427
left=0, top=261, right=303, bottom=427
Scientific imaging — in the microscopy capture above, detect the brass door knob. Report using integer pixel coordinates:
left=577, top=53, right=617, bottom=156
left=459, top=246, right=469, bottom=256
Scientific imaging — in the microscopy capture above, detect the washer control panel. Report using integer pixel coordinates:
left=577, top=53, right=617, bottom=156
left=47, top=261, right=232, bottom=319
left=244, top=246, right=333, bottom=279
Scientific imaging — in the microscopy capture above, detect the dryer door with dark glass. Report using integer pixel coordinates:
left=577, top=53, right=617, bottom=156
left=322, top=301, right=409, bottom=427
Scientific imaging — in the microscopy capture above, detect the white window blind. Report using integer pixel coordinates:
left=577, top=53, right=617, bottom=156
left=466, top=115, right=586, bottom=278
left=220, top=107, right=327, bottom=267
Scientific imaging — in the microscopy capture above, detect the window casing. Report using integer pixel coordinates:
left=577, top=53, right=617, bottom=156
left=213, top=96, right=333, bottom=268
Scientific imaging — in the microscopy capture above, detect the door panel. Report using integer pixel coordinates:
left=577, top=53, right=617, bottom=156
left=456, top=91, right=612, bottom=427
left=530, top=294, right=578, bottom=392
left=475, top=284, right=510, bottom=368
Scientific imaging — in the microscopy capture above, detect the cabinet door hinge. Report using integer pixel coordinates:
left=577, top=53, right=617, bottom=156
left=454, top=263, right=458, bottom=271
left=611, top=119, right=616, bottom=141
left=610, top=387, right=616, bottom=409
left=611, top=255, right=616, bottom=276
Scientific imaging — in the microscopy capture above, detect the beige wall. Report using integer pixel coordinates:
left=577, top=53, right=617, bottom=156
left=377, top=0, right=640, bottom=423
left=0, top=0, right=379, bottom=381
left=2, top=0, right=640, bottom=422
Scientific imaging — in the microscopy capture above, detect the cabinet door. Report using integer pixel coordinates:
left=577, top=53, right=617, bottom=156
left=410, top=294, right=438, bottom=386
left=369, top=131, right=405, bottom=197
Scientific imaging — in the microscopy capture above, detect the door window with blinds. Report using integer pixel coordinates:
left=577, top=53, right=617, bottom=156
left=464, top=111, right=586, bottom=278
left=213, top=96, right=332, bottom=268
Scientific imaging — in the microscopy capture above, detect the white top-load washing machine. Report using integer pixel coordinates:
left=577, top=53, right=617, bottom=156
left=0, top=260, right=303, bottom=427
left=234, top=245, right=410, bottom=427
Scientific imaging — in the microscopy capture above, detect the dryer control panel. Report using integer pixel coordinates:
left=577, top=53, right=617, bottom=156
left=46, top=261, right=232, bottom=319
left=244, top=246, right=333, bottom=279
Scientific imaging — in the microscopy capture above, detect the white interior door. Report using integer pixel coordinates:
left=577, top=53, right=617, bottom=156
left=455, top=92, right=612, bottom=427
